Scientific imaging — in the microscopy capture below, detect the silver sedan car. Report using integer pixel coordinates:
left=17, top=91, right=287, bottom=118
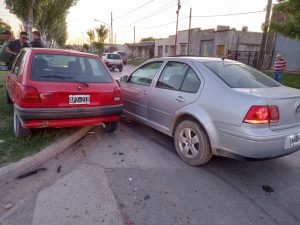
left=120, top=57, right=300, bottom=166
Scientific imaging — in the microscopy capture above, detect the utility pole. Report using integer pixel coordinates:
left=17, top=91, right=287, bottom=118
left=134, top=26, right=136, bottom=43
left=111, top=12, right=113, bottom=45
left=174, top=0, right=181, bottom=56
left=187, top=8, right=192, bottom=55
left=115, top=33, right=116, bottom=45
left=257, top=0, right=272, bottom=70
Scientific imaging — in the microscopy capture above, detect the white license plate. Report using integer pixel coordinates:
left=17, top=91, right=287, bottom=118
left=69, top=95, right=90, bottom=104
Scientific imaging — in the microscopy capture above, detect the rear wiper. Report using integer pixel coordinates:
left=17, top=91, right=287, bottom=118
left=40, top=74, right=89, bottom=87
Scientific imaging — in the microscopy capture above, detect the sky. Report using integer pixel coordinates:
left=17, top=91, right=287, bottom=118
left=0, top=0, right=276, bottom=45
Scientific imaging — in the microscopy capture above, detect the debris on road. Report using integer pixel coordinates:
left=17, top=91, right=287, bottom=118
left=124, top=218, right=134, bottom=224
left=57, top=165, right=62, bottom=173
left=17, top=167, right=47, bottom=179
left=262, top=185, right=274, bottom=193
left=129, top=177, right=133, bottom=181
left=144, top=195, right=150, bottom=201
left=4, top=203, right=13, bottom=210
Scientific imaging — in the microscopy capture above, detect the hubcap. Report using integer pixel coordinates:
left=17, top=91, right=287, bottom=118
left=178, top=128, right=200, bottom=158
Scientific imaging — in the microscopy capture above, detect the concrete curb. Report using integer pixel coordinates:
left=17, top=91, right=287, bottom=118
left=0, top=126, right=94, bottom=185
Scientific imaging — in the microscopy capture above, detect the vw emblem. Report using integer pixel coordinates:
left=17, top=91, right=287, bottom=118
left=295, top=102, right=300, bottom=114
left=77, top=86, right=81, bottom=91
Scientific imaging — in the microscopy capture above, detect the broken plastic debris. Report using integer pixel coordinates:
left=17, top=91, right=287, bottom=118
left=4, top=204, right=13, bottom=209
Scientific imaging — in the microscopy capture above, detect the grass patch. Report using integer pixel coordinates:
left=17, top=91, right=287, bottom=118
left=127, top=58, right=148, bottom=66
left=0, top=72, right=73, bottom=166
left=265, top=71, right=300, bottom=89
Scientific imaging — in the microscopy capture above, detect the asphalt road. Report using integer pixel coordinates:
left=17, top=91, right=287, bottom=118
left=0, top=65, right=300, bottom=225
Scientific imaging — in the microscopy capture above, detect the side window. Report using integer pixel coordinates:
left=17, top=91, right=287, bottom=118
left=156, top=62, right=189, bottom=90
left=180, top=68, right=201, bottom=93
left=12, top=51, right=26, bottom=76
left=128, top=61, right=163, bottom=86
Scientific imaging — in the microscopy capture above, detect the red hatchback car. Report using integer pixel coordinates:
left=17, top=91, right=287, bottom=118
left=5, top=48, right=123, bottom=137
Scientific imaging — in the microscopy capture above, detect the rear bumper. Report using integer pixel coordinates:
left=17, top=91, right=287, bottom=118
left=16, top=104, right=123, bottom=121
left=215, top=125, right=300, bottom=159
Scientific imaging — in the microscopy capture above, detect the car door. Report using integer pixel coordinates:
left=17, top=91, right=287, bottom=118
left=147, top=61, right=202, bottom=130
left=122, top=61, right=164, bottom=119
left=6, top=51, right=27, bottom=103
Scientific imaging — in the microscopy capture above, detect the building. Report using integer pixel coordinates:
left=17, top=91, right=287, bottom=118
left=124, top=41, right=155, bottom=59
left=155, top=26, right=263, bottom=68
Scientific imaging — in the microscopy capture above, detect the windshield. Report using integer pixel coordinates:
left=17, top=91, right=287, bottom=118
left=204, top=61, right=280, bottom=88
left=30, top=53, right=112, bottom=83
left=107, top=54, right=121, bottom=60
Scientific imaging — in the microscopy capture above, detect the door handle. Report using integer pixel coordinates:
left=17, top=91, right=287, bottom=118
left=138, top=90, right=147, bottom=95
left=176, top=96, right=185, bottom=102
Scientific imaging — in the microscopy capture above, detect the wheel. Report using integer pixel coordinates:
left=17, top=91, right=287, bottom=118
left=119, top=66, right=123, bottom=72
left=14, top=107, right=30, bottom=138
left=103, top=121, right=118, bottom=133
left=5, top=89, right=12, bottom=104
left=174, top=120, right=212, bottom=166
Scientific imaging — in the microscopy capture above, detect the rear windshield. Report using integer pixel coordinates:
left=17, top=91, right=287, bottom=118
left=107, top=54, right=121, bottom=60
left=31, top=53, right=113, bottom=83
left=204, top=61, right=280, bottom=88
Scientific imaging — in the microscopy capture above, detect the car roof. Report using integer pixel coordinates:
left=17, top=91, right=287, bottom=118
left=152, top=56, right=237, bottom=63
left=26, top=48, right=99, bottom=58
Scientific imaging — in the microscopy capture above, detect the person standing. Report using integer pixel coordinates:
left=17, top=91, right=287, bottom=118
left=0, top=30, right=12, bottom=67
left=30, top=31, right=45, bottom=48
left=273, top=54, right=287, bottom=83
left=6, top=31, right=29, bottom=64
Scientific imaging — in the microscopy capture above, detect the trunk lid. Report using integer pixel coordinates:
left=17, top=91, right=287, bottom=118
left=33, top=82, right=117, bottom=108
left=236, top=86, right=300, bottom=130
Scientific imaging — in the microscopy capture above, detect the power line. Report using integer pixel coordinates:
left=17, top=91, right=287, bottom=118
left=137, top=17, right=189, bottom=30
left=114, top=0, right=155, bottom=21
left=120, top=0, right=176, bottom=28
left=192, top=10, right=265, bottom=18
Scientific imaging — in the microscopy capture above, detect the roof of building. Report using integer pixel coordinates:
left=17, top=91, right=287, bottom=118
left=124, top=41, right=155, bottom=48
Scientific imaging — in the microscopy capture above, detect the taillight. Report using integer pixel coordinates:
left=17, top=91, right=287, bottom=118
left=112, top=86, right=122, bottom=102
left=21, top=86, right=41, bottom=103
left=243, top=105, right=279, bottom=124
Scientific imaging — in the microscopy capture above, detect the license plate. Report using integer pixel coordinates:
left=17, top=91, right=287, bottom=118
left=69, top=95, right=90, bottom=104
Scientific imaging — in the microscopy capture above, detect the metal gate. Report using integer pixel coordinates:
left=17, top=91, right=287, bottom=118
left=227, top=50, right=259, bottom=69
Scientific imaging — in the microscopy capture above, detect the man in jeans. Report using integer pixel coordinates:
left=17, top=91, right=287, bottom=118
left=273, top=54, right=287, bottom=83
left=6, top=31, right=29, bottom=65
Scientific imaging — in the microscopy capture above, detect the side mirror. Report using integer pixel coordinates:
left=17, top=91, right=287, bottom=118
left=120, top=75, right=129, bottom=83
left=0, top=65, right=8, bottom=71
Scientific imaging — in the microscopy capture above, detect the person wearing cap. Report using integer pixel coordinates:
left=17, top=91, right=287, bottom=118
left=273, top=54, right=287, bottom=83
left=0, top=30, right=12, bottom=66
left=30, top=31, right=44, bottom=48
left=6, top=31, right=29, bottom=64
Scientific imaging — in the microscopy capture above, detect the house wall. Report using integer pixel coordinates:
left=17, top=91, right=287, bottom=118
left=272, top=34, right=300, bottom=72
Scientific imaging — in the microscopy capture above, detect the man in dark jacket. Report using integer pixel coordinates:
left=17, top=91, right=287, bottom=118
left=6, top=31, right=29, bottom=64
left=30, top=31, right=45, bottom=48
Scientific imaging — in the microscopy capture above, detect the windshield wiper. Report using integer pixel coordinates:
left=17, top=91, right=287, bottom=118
left=40, top=74, right=89, bottom=87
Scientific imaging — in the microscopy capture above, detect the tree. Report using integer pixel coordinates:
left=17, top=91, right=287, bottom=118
left=0, top=18, right=11, bottom=44
left=94, top=25, right=109, bottom=54
left=95, top=25, right=109, bottom=43
left=35, top=0, right=78, bottom=47
left=86, top=29, right=95, bottom=44
left=5, top=0, right=43, bottom=40
left=270, top=0, right=300, bottom=39
left=141, top=36, right=156, bottom=42
left=83, top=43, right=89, bottom=52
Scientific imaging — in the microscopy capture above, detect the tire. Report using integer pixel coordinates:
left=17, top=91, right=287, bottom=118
left=119, top=66, right=123, bottom=72
left=103, top=121, right=118, bottom=133
left=5, top=89, right=12, bottom=104
left=174, top=120, right=212, bottom=166
left=14, top=107, right=30, bottom=138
